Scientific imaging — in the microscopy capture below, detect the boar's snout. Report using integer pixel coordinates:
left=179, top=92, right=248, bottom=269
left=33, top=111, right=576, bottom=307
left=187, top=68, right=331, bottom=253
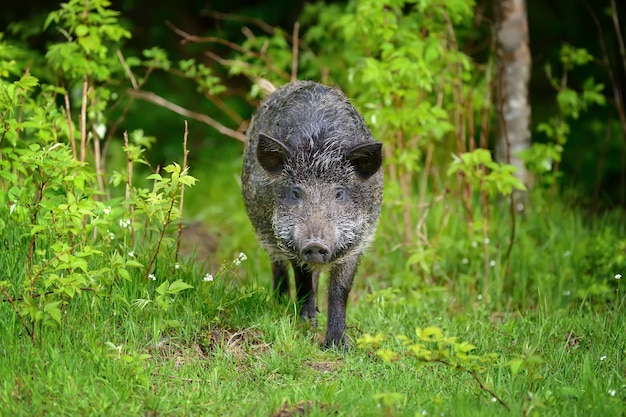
left=300, top=240, right=331, bottom=264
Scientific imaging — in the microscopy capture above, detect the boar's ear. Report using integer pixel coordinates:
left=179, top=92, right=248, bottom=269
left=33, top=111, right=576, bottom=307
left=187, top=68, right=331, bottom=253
left=257, top=133, right=291, bottom=174
left=347, top=142, right=383, bottom=180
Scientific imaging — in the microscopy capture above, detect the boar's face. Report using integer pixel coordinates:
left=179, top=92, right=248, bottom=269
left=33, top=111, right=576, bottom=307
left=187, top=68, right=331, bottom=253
left=256, top=133, right=382, bottom=266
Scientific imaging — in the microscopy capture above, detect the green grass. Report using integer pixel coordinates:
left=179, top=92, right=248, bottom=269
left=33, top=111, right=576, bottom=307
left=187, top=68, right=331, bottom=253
left=1, top=156, right=625, bottom=416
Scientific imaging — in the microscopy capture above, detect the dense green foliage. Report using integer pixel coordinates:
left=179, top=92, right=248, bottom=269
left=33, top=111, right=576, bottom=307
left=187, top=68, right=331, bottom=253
left=1, top=0, right=625, bottom=415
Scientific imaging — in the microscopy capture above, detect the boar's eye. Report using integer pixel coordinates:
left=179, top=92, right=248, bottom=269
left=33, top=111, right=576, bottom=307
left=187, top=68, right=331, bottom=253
left=290, top=187, right=303, bottom=201
left=335, top=188, right=345, bottom=201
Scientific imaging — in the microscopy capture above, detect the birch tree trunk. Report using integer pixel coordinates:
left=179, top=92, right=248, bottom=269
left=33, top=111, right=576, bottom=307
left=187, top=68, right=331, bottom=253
left=494, top=0, right=532, bottom=191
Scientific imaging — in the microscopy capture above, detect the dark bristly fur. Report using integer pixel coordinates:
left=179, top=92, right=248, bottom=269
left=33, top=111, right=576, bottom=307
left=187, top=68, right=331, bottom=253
left=241, top=81, right=383, bottom=349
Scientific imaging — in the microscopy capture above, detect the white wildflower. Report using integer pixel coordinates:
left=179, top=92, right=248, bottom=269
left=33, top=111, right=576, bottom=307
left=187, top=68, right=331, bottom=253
left=615, top=274, right=622, bottom=280
left=489, top=260, right=496, bottom=267
left=608, top=389, right=616, bottom=397
left=174, top=263, right=180, bottom=269
left=148, top=273, right=156, bottom=281
left=103, top=206, right=111, bottom=215
left=564, top=251, right=571, bottom=258
left=203, top=273, right=214, bottom=282
left=128, top=251, right=134, bottom=258
left=600, top=355, right=607, bottom=361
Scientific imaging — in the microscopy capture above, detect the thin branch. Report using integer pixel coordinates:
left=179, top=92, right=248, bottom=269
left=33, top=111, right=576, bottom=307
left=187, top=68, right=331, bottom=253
left=202, top=10, right=276, bottom=35
left=116, top=48, right=138, bottom=89
left=291, top=22, right=300, bottom=82
left=166, top=21, right=255, bottom=56
left=123, top=131, right=136, bottom=248
left=204, top=50, right=291, bottom=81
left=126, top=89, right=246, bottom=142
left=176, top=121, right=189, bottom=261
left=80, top=74, right=88, bottom=163
left=63, top=88, right=77, bottom=159
left=469, top=369, right=510, bottom=411
left=1, top=287, right=34, bottom=344
left=2, top=287, right=97, bottom=303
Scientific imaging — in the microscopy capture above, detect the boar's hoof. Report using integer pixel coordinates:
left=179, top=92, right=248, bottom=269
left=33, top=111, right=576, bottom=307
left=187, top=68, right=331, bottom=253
left=300, top=242, right=331, bottom=264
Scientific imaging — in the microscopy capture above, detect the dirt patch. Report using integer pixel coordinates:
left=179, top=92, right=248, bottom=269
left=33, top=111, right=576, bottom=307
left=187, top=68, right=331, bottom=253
left=150, top=337, right=207, bottom=367
left=305, top=359, right=341, bottom=373
left=272, top=400, right=336, bottom=417
left=201, top=325, right=270, bottom=359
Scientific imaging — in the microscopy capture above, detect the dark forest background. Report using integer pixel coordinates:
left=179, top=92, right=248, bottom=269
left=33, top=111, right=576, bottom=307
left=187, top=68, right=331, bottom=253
left=2, top=0, right=625, bottom=206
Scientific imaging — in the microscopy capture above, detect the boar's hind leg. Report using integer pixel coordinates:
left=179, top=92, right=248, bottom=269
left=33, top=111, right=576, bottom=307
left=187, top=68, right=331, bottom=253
left=272, top=260, right=290, bottom=298
left=292, top=262, right=319, bottom=324
left=325, top=256, right=359, bottom=350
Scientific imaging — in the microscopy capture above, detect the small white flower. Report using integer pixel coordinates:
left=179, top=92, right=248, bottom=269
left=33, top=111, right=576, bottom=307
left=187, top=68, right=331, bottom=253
left=203, top=273, right=214, bottom=282
left=516, top=202, right=525, bottom=212
left=471, top=241, right=478, bottom=248
left=489, top=260, right=496, bottom=267
left=491, top=397, right=497, bottom=403
left=478, top=294, right=483, bottom=300
left=600, top=355, right=607, bottom=361
left=148, top=273, right=156, bottom=281
left=608, top=389, right=616, bottom=397
left=128, top=251, right=134, bottom=258
left=119, top=219, right=131, bottom=228
left=108, top=232, right=115, bottom=241
left=461, top=258, right=469, bottom=264
left=9, top=201, right=17, bottom=215
left=422, top=411, right=428, bottom=416
left=103, top=206, right=111, bottom=215
left=174, top=263, right=180, bottom=269
left=615, top=274, right=622, bottom=280
left=564, top=251, right=571, bottom=258
left=484, top=237, right=490, bottom=245
left=238, top=252, right=247, bottom=261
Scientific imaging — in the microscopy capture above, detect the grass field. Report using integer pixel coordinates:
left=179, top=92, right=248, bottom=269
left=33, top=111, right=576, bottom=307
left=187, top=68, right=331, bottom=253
left=1, top=158, right=624, bottom=416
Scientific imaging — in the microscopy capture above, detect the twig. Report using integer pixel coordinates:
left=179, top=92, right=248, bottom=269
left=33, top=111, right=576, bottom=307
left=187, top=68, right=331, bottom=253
left=1, top=287, right=35, bottom=344
left=176, top=121, right=189, bottom=261
left=469, top=370, right=510, bottom=411
left=291, top=22, right=300, bottom=82
left=126, top=89, right=246, bottom=142
left=166, top=21, right=255, bottom=57
left=202, top=10, right=276, bottom=35
left=123, top=131, right=136, bottom=247
left=146, top=196, right=176, bottom=279
left=116, top=48, right=138, bottom=89
left=80, top=74, right=88, bottom=163
left=63, top=88, right=77, bottom=159
left=1, top=287, right=97, bottom=303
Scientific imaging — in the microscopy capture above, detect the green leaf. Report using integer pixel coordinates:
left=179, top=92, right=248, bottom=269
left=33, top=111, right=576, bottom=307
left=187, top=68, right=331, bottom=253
left=167, top=279, right=193, bottom=294
left=155, top=280, right=169, bottom=295
left=44, top=301, right=63, bottom=325
left=75, top=24, right=89, bottom=37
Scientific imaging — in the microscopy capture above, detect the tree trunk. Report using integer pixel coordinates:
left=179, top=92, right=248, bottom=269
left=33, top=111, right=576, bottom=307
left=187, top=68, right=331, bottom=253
left=494, top=0, right=532, bottom=191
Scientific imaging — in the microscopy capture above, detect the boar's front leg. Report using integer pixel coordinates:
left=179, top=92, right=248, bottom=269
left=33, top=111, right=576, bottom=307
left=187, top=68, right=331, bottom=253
left=272, top=260, right=290, bottom=298
left=325, top=255, right=359, bottom=350
left=292, top=262, right=319, bottom=324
